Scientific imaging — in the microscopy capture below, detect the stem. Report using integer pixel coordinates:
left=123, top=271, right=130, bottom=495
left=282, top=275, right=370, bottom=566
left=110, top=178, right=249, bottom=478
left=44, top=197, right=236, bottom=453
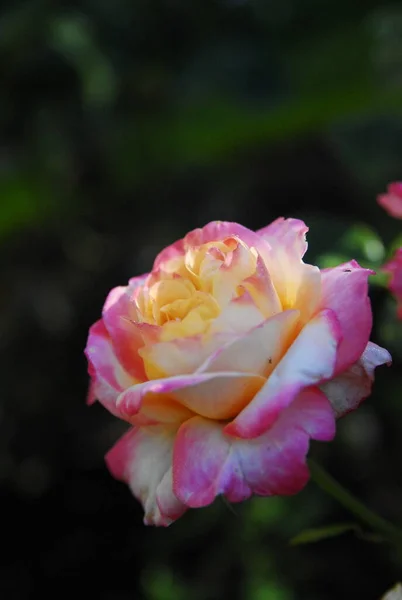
left=308, top=459, right=402, bottom=550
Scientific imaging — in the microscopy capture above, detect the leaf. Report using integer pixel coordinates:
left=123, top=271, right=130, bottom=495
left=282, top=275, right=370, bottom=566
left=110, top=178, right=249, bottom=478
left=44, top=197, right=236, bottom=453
left=389, top=234, right=402, bottom=256
left=290, top=522, right=361, bottom=546
left=340, top=224, right=385, bottom=264
left=290, top=522, right=385, bottom=546
left=317, top=253, right=352, bottom=269
left=49, top=15, right=117, bottom=108
left=0, top=173, right=54, bottom=239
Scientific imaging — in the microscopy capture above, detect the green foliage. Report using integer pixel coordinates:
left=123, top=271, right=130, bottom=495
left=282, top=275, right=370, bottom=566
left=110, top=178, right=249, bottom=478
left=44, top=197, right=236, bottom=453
left=290, top=522, right=383, bottom=546
left=0, top=172, right=54, bottom=236
left=142, top=568, right=187, bottom=600
left=317, top=223, right=389, bottom=286
left=290, top=522, right=360, bottom=545
left=1, top=1, right=402, bottom=237
left=49, top=14, right=117, bottom=108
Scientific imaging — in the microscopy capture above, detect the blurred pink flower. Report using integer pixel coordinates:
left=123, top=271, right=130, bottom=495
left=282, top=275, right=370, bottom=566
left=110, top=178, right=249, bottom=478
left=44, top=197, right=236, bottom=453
left=378, top=182, right=402, bottom=219
left=85, top=219, right=391, bottom=525
left=383, top=248, right=402, bottom=319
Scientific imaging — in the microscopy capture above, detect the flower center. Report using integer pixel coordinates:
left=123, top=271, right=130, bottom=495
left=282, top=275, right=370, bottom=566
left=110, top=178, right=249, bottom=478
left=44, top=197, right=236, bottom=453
left=135, top=237, right=257, bottom=341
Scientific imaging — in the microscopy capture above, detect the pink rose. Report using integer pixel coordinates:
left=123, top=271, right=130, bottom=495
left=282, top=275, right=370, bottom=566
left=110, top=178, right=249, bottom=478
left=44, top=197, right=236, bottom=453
left=383, top=248, right=402, bottom=319
left=377, top=181, right=402, bottom=318
left=85, top=219, right=391, bottom=526
left=378, top=182, right=402, bottom=219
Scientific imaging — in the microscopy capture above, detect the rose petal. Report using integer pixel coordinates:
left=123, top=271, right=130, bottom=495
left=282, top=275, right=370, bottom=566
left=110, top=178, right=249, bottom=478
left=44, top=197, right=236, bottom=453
left=184, top=221, right=263, bottom=251
left=256, top=218, right=321, bottom=323
left=153, top=222, right=263, bottom=272
left=130, top=394, right=195, bottom=426
left=106, top=426, right=187, bottom=526
left=321, top=341, right=392, bottom=417
left=383, top=248, right=402, bottom=318
left=102, top=286, right=147, bottom=381
left=377, top=182, right=402, bottom=219
left=117, top=371, right=266, bottom=422
left=240, top=254, right=282, bottom=318
left=153, top=237, right=186, bottom=271
left=128, top=273, right=151, bottom=288
left=198, top=309, right=300, bottom=377
left=224, top=309, right=341, bottom=438
left=140, top=294, right=285, bottom=382
left=141, top=308, right=299, bottom=381
left=139, top=332, right=235, bottom=378
left=257, top=217, right=309, bottom=258
left=209, top=240, right=257, bottom=307
left=86, top=381, right=96, bottom=406
left=320, top=260, right=373, bottom=373
left=173, top=388, right=335, bottom=507
left=85, top=320, right=135, bottom=417
left=210, top=291, right=266, bottom=334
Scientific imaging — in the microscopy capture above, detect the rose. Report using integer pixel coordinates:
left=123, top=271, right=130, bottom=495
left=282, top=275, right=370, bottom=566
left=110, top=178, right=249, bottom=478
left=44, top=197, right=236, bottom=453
left=378, top=182, right=402, bottom=219
left=383, top=249, right=402, bottom=319
left=85, top=219, right=391, bottom=526
left=377, top=182, right=402, bottom=319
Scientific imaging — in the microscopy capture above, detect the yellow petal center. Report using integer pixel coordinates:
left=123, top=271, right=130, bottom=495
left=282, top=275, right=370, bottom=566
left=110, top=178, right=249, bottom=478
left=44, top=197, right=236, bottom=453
left=135, top=237, right=257, bottom=341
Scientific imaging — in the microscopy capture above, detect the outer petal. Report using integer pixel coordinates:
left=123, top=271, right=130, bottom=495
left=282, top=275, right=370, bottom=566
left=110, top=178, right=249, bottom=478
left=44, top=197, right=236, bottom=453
left=224, top=309, right=341, bottom=438
left=320, top=260, right=373, bottom=373
left=117, top=371, right=266, bottom=422
left=290, top=263, right=322, bottom=325
left=106, top=426, right=187, bottom=526
left=257, top=217, right=309, bottom=258
left=377, top=182, right=402, bottom=219
left=129, top=394, right=195, bottom=427
left=321, top=341, right=392, bottom=417
left=128, top=272, right=149, bottom=289
left=86, top=381, right=96, bottom=406
left=102, top=286, right=147, bottom=381
left=173, top=388, right=335, bottom=507
left=256, top=218, right=321, bottom=323
left=152, top=237, right=186, bottom=271
left=85, top=320, right=135, bottom=417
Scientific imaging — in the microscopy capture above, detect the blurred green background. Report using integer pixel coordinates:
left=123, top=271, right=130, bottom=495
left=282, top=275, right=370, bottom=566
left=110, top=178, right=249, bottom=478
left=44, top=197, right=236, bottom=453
left=1, top=1, right=402, bottom=598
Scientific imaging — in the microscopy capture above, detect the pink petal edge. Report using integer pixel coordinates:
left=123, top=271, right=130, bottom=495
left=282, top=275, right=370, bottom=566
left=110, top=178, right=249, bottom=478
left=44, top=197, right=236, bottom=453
left=320, top=260, right=373, bottom=374
left=173, top=387, right=335, bottom=508
left=224, top=308, right=341, bottom=439
left=85, top=320, right=135, bottom=417
left=106, top=425, right=187, bottom=526
left=377, top=182, right=402, bottom=219
left=322, top=341, right=392, bottom=417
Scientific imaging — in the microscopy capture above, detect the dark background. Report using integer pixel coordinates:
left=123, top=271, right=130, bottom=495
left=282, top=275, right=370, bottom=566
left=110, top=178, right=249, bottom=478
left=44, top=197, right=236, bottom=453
left=1, top=1, right=402, bottom=598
